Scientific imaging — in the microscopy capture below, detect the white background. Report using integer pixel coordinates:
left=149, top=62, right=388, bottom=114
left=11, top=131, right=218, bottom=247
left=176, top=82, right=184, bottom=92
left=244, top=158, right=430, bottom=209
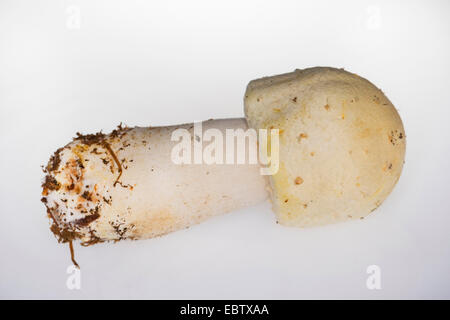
left=1, top=0, right=449, bottom=299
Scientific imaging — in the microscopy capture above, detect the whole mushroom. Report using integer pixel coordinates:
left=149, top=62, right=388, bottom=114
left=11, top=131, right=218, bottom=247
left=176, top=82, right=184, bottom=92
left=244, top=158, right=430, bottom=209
left=42, top=67, right=406, bottom=264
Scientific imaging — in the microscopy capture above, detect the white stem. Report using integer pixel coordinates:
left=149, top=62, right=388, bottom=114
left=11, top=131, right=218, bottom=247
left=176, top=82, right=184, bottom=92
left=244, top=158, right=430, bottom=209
left=42, top=118, right=268, bottom=244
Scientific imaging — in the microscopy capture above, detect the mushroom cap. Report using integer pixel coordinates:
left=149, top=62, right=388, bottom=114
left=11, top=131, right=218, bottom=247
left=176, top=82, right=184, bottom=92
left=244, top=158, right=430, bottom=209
left=245, top=67, right=406, bottom=227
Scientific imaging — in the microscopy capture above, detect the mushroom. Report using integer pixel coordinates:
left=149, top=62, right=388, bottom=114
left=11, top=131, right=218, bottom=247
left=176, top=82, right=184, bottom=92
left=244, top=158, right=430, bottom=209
left=42, top=67, right=405, bottom=248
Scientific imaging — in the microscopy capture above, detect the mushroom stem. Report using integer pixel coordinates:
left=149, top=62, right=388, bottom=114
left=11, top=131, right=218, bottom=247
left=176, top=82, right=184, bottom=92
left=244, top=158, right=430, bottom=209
left=41, top=118, right=269, bottom=244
